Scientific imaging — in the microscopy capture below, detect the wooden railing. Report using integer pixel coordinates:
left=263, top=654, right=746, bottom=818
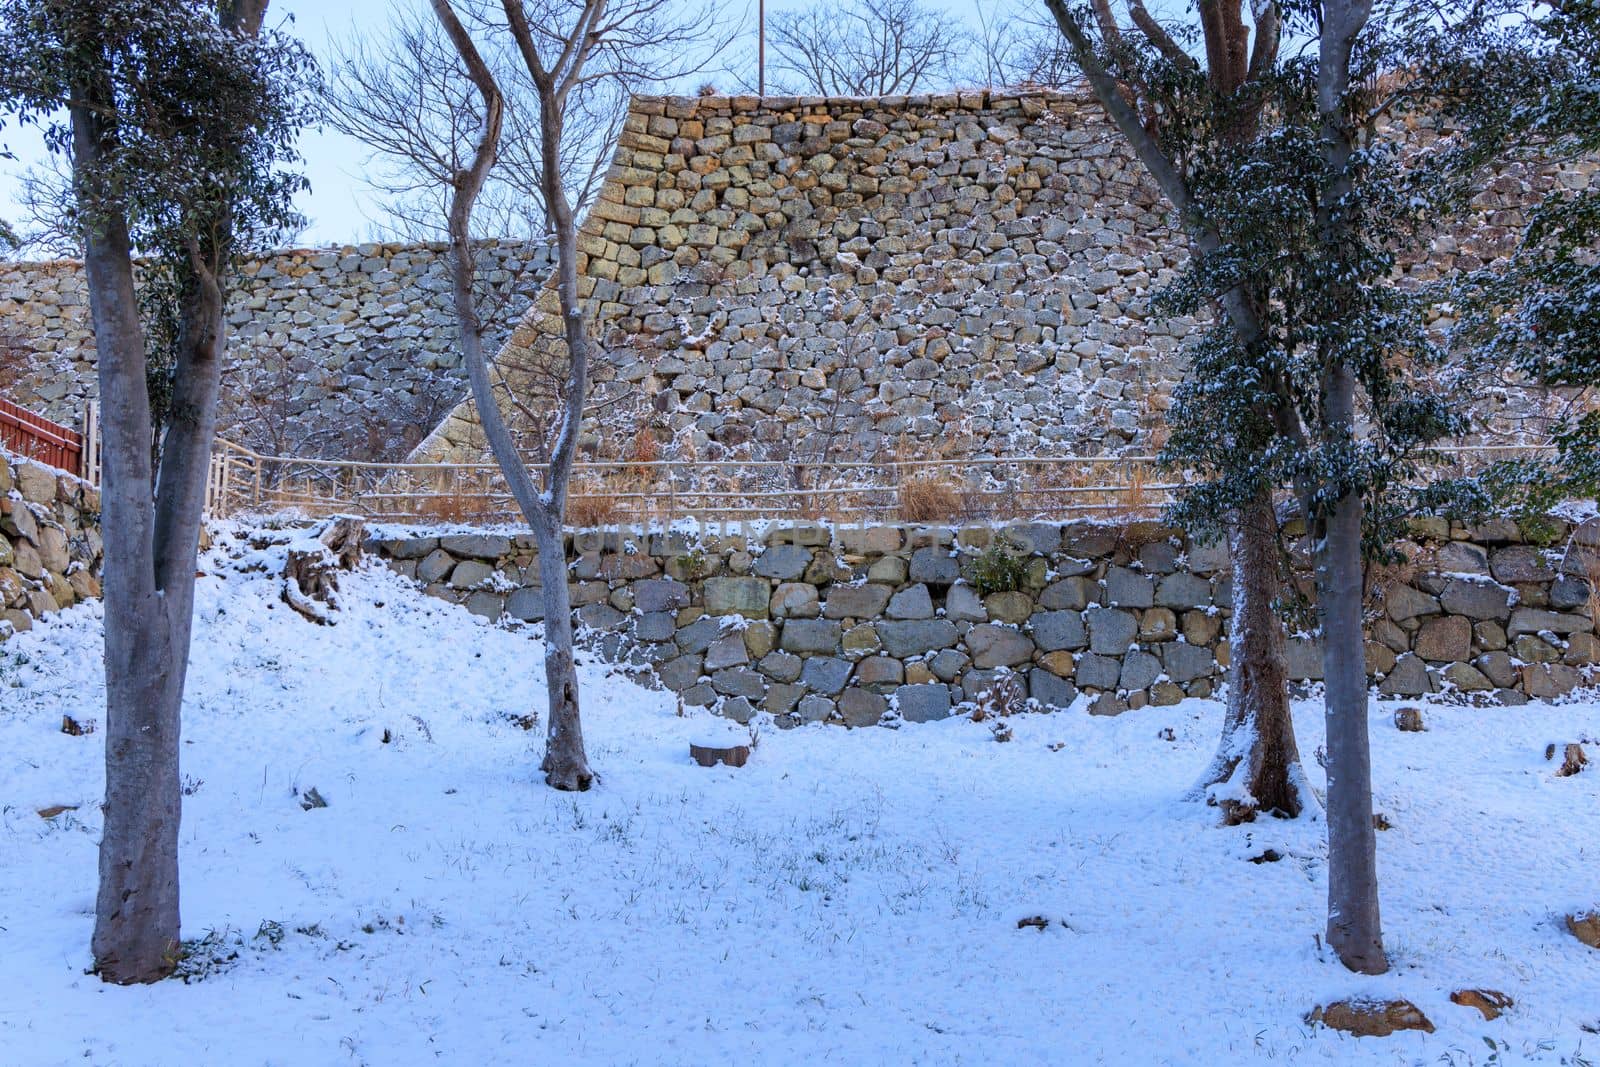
left=0, top=397, right=84, bottom=475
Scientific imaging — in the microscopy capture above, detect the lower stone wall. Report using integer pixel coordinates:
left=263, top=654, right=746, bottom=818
left=369, top=515, right=1600, bottom=725
left=0, top=449, right=102, bottom=638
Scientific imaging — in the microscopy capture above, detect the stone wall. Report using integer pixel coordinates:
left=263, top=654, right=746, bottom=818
left=369, top=515, right=1600, bottom=726
left=0, top=240, right=551, bottom=460
left=0, top=448, right=102, bottom=639
left=416, top=89, right=1587, bottom=467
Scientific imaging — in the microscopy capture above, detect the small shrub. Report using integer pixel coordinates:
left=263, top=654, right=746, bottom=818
left=970, top=544, right=1028, bottom=597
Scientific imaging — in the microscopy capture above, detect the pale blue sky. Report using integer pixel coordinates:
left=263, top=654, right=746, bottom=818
left=0, top=0, right=1028, bottom=247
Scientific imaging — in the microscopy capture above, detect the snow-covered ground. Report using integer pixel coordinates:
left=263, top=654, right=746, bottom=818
left=2, top=536, right=1598, bottom=1066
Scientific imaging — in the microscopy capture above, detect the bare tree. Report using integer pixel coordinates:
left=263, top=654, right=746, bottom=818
left=970, top=0, right=1077, bottom=89
left=0, top=0, right=311, bottom=982
left=429, top=0, right=719, bottom=791
left=766, top=0, right=968, bottom=96
left=328, top=1, right=621, bottom=242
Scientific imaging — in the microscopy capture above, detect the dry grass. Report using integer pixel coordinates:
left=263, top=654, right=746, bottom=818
left=898, top=472, right=963, bottom=523
left=566, top=478, right=623, bottom=529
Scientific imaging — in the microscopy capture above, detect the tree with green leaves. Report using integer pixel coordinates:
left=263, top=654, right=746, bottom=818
left=1046, top=0, right=1533, bottom=973
left=0, top=0, right=314, bottom=983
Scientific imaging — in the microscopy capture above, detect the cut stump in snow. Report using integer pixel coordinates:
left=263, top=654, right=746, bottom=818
left=36, top=804, right=77, bottom=819
left=690, top=742, right=750, bottom=768
left=283, top=517, right=366, bottom=624
left=1568, top=911, right=1600, bottom=949
left=1548, top=742, right=1588, bottom=777
left=1393, top=707, right=1425, bottom=732
left=1450, top=989, right=1513, bottom=1020
left=1306, top=999, right=1435, bottom=1037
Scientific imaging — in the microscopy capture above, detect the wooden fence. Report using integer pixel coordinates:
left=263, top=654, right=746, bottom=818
left=0, top=397, right=85, bottom=475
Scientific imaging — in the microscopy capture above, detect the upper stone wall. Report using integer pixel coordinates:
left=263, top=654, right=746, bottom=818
left=0, top=240, right=552, bottom=460
left=416, top=89, right=1582, bottom=467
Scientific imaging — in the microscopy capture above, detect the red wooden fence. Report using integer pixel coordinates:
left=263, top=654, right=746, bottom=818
left=0, top=397, right=83, bottom=475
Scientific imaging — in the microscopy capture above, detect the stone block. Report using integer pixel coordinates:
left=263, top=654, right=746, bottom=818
left=771, top=582, right=820, bottom=618
left=1029, top=669, right=1078, bottom=710
left=984, top=590, right=1033, bottom=624
left=704, top=576, right=770, bottom=618
left=854, top=656, right=904, bottom=690
left=1038, top=577, right=1094, bottom=612
left=1489, top=545, right=1554, bottom=584
left=753, top=544, right=812, bottom=580
left=1379, top=652, right=1433, bottom=697
left=657, top=653, right=705, bottom=692
left=493, top=585, right=539, bottom=622
left=795, top=695, right=836, bottom=724
left=758, top=650, right=804, bottom=683
left=823, top=583, right=892, bottom=619
left=781, top=618, right=843, bottom=654
left=1154, top=572, right=1210, bottom=609
left=1161, top=641, right=1214, bottom=683
left=1385, top=583, right=1441, bottom=622
left=1031, top=610, right=1087, bottom=652
left=886, top=584, right=935, bottom=619
left=1508, top=607, right=1592, bottom=636
left=1415, top=615, right=1471, bottom=661
left=875, top=619, right=958, bottom=658
left=1119, top=650, right=1161, bottom=691
left=894, top=683, right=952, bottom=723
left=439, top=533, right=511, bottom=559
left=839, top=687, right=888, bottom=727
left=909, top=546, right=960, bottom=584
left=967, top=624, right=1035, bottom=668
left=1104, top=566, right=1153, bottom=608
left=1438, top=579, right=1513, bottom=621
left=800, top=656, right=854, bottom=694
left=1075, top=653, right=1121, bottom=690
left=633, top=578, right=691, bottom=612
left=944, top=583, right=987, bottom=621
left=705, top=633, right=750, bottom=670
left=1085, top=606, right=1137, bottom=655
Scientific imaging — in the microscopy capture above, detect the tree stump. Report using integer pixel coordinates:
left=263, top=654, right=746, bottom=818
left=283, top=516, right=365, bottom=624
left=690, top=741, right=751, bottom=768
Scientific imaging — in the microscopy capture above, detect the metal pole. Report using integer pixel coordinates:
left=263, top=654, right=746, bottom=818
left=758, top=0, right=765, bottom=96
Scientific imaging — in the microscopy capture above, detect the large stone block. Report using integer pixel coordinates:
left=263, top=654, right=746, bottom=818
left=753, top=544, right=812, bottom=580
left=781, top=618, right=844, bottom=654
left=1438, top=579, right=1513, bottom=621
left=909, top=546, right=960, bottom=584
left=894, top=683, right=952, bottom=723
left=704, top=576, right=770, bottom=618
left=1029, top=669, right=1078, bottom=710
left=1415, top=615, right=1471, bottom=661
left=967, top=624, right=1035, bottom=668
left=1085, top=606, right=1137, bottom=655
left=800, top=656, right=854, bottom=694
left=875, top=619, right=958, bottom=657
left=823, top=583, right=892, bottom=619
left=886, top=584, right=935, bottom=619
left=1104, top=566, right=1153, bottom=608
left=1154, top=573, right=1210, bottom=609
left=1031, top=610, right=1087, bottom=652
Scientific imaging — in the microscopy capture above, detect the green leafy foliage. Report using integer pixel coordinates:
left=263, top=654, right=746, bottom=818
left=970, top=543, right=1028, bottom=598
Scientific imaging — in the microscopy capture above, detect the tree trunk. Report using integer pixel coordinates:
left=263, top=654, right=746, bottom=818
left=1315, top=476, right=1387, bottom=974
left=431, top=3, right=594, bottom=789
left=533, top=514, right=593, bottom=790
left=73, top=94, right=184, bottom=982
left=1197, top=486, right=1302, bottom=822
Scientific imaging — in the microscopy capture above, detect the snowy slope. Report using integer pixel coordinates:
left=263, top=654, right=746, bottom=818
left=1, top=532, right=1598, bottom=1066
